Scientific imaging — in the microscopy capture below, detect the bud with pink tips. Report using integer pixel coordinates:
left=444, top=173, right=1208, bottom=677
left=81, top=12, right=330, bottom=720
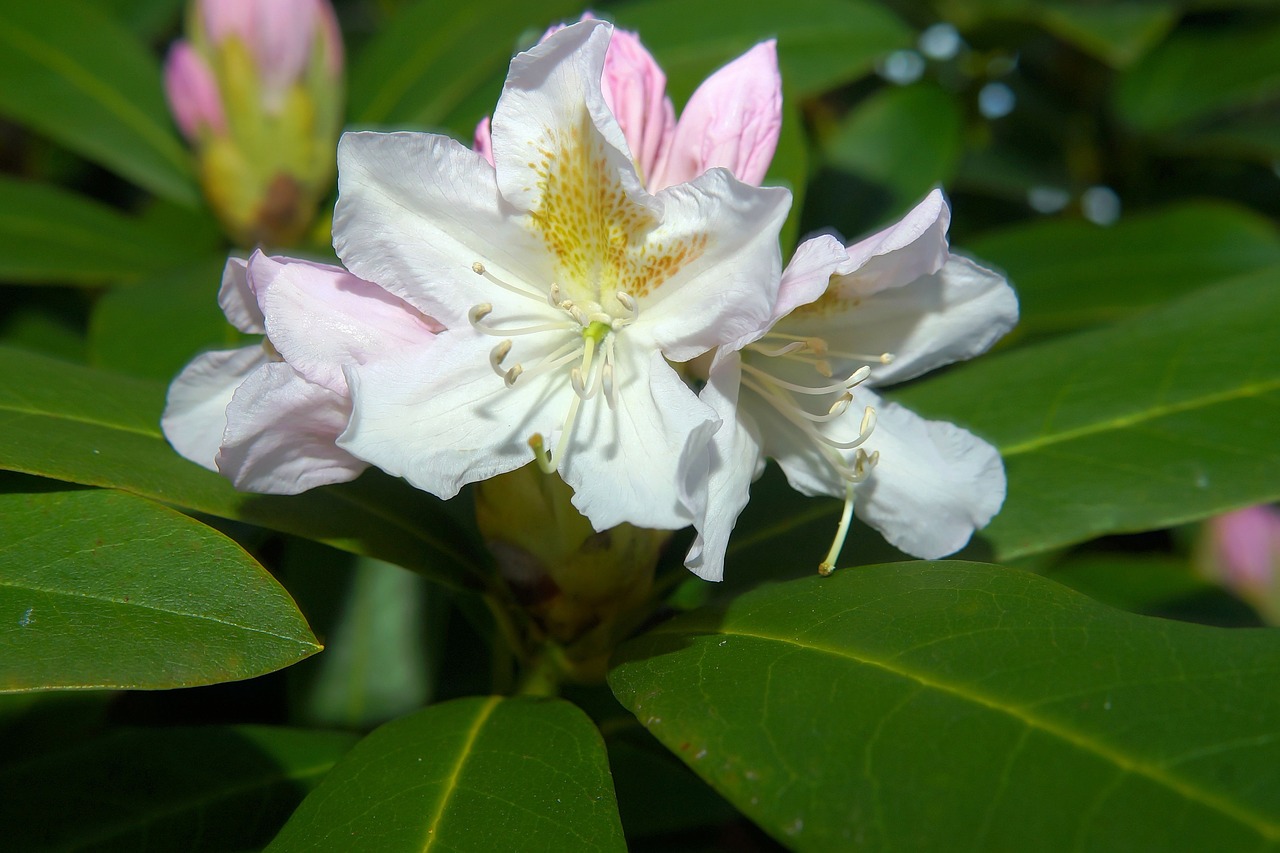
left=1201, top=506, right=1280, bottom=623
left=163, top=0, right=345, bottom=246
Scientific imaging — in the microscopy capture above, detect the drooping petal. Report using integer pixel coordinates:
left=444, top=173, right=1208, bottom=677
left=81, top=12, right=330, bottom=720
left=721, top=232, right=846, bottom=352
left=249, top=251, right=440, bottom=395
left=216, top=256, right=263, bottom=333
left=835, top=189, right=950, bottom=296
left=559, top=346, right=719, bottom=531
left=216, top=362, right=367, bottom=494
left=333, top=130, right=546, bottom=328
left=682, top=351, right=765, bottom=581
left=853, top=391, right=1006, bottom=559
left=630, top=168, right=791, bottom=361
left=339, top=329, right=566, bottom=500
left=161, top=346, right=267, bottom=470
left=599, top=25, right=675, bottom=184
left=651, top=41, right=782, bottom=190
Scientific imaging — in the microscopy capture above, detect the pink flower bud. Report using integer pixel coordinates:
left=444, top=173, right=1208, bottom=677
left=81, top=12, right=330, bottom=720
left=1207, top=506, right=1280, bottom=591
left=473, top=116, right=495, bottom=166
left=163, top=42, right=226, bottom=140
left=598, top=26, right=675, bottom=185
left=651, top=40, right=782, bottom=190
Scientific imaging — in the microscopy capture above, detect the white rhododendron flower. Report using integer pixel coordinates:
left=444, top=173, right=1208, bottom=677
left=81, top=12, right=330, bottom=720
left=684, top=190, right=1019, bottom=580
left=332, top=20, right=791, bottom=532
left=162, top=252, right=439, bottom=494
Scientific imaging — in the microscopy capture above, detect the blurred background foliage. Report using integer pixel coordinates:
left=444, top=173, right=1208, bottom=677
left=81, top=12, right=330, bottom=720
left=2, top=0, right=1280, bottom=849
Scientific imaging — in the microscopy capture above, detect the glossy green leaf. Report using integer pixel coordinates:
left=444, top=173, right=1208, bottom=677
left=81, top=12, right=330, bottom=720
left=0, top=0, right=197, bottom=205
left=612, top=0, right=911, bottom=99
left=1116, top=21, right=1280, bottom=132
left=0, top=345, right=487, bottom=590
left=610, top=562, right=1280, bottom=851
left=967, top=202, right=1280, bottom=337
left=266, top=696, right=626, bottom=852
left=88, top=256, right=245, bottom=380
left=893, top=266, right=1280, bottom=559
left=0, top=488, right=319, bottom=691
left=0, top=725, right=356, bottom=852
left=0, top=178, right=211, bottom=286
left=824, top=82, right=962, bottom=219
left=349, top=0, right=580, bottom=127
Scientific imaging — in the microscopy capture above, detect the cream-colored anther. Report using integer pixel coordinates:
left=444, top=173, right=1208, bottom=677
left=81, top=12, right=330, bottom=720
left=503, top=365, right=523, bottom=387
left=828, top=393, right=853, bottom=416
left=471, top=262, right=486, bottom=274
left=489, top=340, right=513, bottom=375
left=468, top=303, right=492, bottom=325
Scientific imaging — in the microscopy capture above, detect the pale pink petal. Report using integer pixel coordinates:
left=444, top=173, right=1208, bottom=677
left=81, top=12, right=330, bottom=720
left=559, top=346, right=719, bottom=532
left=217, top=256, right=264, bottom=334
left=248, top=251, right=440, bottom=395
left=1211, top=507, right=1280, bottom=587
left=855, top=391, right=1005, bottom=559
left=200, top=0, right=255, bottom=46
left=162, top=346, right=267, bottom=470
left=651, top=41, right=782, bottom=190
left=250, top=0, right=319, bottom=99
left=216, top=362, right=367, bottom=494
left=835, top=189, right=950, bottom=296
left=472, top=116, right=495, bottom=166
left=599, top=26, right=675, bottom=184
left=163, top=42, right=225, bottom=139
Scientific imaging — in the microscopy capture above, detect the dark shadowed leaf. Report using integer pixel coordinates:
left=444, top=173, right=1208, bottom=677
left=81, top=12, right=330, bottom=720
left=266, top=696, right=626, bottom=852
left=0, top=488, right=319, bottom=691
left=610, top=562, right=1280, bottom=851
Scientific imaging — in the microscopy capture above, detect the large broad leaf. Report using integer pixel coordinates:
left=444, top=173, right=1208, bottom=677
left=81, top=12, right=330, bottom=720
left=0, top=0, right=197, bottom=205
left=610, top=562, right=1280, bottom=851
left=0, top=345, right=488, bottom=591
left=893, top=265, right=1280, bottom=560
left=967, top=202, right=1280, bottom=338
left=1116, top=20, right=1280, bottom=133
left=0, top=488, right=319, bottom=691
left=612, top=0, right=911, bottom=99
left=348, top=0, right=580, bottom=127
left=266, top=696, right=626, bottom=851
left=0, top=725, right=356, bottom=852
left=0, top=178, right=212, bottom=286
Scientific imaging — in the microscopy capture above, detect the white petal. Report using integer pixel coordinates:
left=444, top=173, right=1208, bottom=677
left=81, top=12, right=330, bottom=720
left=682, top=351, right=764, bottom=582
left=162, top=346, right=266, bottom=470
left=217, top=256, right=263, bottom=334
left=835, top=189, right=950, bottom=297
left=216, top=363, right=367, bottom=494
left=250, top=251, right=440, bottom=395
left=560, top=345, right=718, bottom=531
left=339, top=329, right=565, bottom=500
left=855, top=391, right=1006, bottom=559
left=634, top=168, right=791, bottom=361
left=333, top=130, right=549, bottom=329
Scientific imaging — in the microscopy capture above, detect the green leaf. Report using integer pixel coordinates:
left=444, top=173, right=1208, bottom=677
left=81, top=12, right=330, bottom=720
left=88, top=256, right=245, bottom=380
left=610, top=562, right=1280, bottom=851
left=266, top=696, right=626, bottom=852
left=0, top=725, right=357, bottom=852
left=349, top=0, right=581, bottom=127
left=818, top=82, right=964, bottom=229
left=0, top=345, right=487, bottom=591
left=287, top=550, right=441, bottom=730
left=0, top=178, right=212, bottom=286
left=612, top=0, right=912, bottom=99
left=967, top=202, right=1280, bottom=338
left=1116, top=21, right=1280, bottom=133
left=0, top=0, right=197, bottom=205
left=893, top=266, right=1280, bottom=560
left=0, top=488, right=320, bottom=691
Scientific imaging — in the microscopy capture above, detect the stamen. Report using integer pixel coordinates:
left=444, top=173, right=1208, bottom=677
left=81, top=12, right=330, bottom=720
left=602, top=362, right=615, bottom=407
left=818, top=481, right=857, bottom=576
left=740, top=362, right=869, bottom=395
left=751, top=340, right=808, bottom=357
left=529, top=333, right=599, bottom=473
left=468, top=303, right=492, bottom=325
left=489, top=340, right=512, bottom=376
left=504, top=365, right=523, bottom=387
left=471, top=261, right=544, bottom=301
left=513, top=340, right=583, bottom=383
left=616, top=292, right=636, bottom=315
left=823, top=349, right=895, bottom=364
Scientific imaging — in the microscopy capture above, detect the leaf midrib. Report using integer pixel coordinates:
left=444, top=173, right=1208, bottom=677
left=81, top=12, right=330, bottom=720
left=999, top=377, right=1280, bottom=456
left=707, top=625, right=1280, bottom=842
left=420, top=696, right=501, bottom=851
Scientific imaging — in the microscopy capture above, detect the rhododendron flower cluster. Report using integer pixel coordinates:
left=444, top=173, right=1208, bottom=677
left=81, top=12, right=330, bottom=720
left=164, top=17, right=1017, bottom=579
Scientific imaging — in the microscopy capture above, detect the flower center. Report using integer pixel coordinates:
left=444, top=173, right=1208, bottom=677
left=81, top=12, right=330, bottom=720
left=742, top=331, right=895, bottom=574
left=468, top=262, right=638, bottom=474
